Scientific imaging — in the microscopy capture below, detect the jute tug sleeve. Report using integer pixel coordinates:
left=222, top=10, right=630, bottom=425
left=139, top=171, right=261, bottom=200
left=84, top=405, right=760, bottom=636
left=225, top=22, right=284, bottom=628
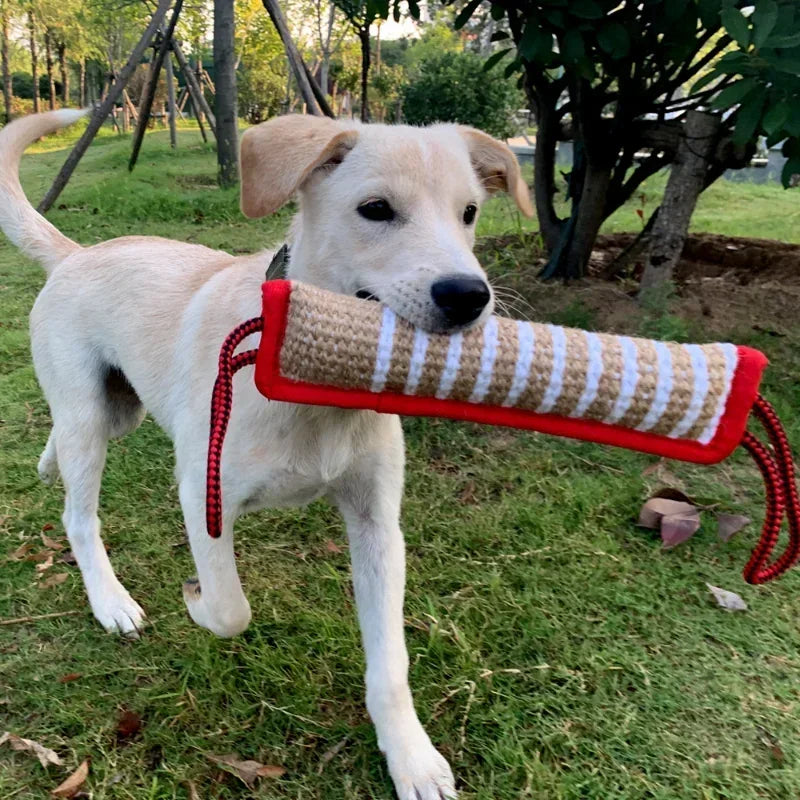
left=206, top=279, right=800, bottom=585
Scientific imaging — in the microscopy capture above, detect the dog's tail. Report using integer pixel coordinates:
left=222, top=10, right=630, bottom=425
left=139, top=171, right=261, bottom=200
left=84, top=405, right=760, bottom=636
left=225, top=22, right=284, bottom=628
left=0, top=109, right=87, bottom=274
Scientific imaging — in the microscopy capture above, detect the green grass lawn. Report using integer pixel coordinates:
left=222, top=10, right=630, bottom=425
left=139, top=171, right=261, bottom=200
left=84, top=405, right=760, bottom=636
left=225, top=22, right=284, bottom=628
left=2, top=125, right=800, bottom=800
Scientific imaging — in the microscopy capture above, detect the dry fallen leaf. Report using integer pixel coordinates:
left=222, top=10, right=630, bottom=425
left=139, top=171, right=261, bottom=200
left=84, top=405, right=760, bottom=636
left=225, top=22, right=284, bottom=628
left=757, top=726, right=785, bottom=763
left=205, top=753, right=285, bottom=787
left=51, top=758, right=89, bottom=797
left=116, top=709, right=143, bottom=741
left=185, top=780, right=201, bottom=800
left=707, top=583, right=748, bottom=612
left=459, top=480, right=479, bottom=505
left=39, top=572, right=69, bottom=589
left=41, top=533, right=65, bottom=551
left=661, top=510, right=702, bottom=549
left=324, top=539, right=343, bottom=555
left=41, top=523, right=55, bottom=532
left=638, top=497, right=696, bottom=529
left=58, top=673, right=82, bottom=684
left=36, top=555, right=55, bottom=574
left=7, top=542, right=34, bottom=562
left=0, top=731, right=62, bottom=767
left=638, top=496, right=702, bottom=548
left=717, top=513, right=751, bottom=542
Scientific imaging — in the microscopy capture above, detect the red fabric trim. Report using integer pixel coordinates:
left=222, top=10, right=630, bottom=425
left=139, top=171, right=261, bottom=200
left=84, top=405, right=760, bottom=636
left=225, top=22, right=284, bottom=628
left=255, top=281, right=768, bottom=466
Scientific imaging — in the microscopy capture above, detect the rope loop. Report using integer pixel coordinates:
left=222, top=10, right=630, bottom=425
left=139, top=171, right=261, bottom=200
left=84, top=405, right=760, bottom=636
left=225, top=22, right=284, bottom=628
left=206, top=316, right=263, bottom=539
left=740, top=395, right=800, bottom=583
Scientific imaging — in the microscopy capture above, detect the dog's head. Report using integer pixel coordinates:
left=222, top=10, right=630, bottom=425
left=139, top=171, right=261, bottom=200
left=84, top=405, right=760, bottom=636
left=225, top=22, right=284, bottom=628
left=240, top=115, right=532, bottom=333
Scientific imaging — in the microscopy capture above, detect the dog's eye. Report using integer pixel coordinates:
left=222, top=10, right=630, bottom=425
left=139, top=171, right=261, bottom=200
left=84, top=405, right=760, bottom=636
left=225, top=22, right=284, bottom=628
left=463, top=204, right=478, bottom=225
left=357, top=199, right=395, bottom=222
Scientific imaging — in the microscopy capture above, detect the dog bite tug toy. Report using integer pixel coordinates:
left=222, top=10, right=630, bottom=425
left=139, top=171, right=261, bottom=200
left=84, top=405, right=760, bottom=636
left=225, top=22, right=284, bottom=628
left=207, top=279, right=800, bottom=584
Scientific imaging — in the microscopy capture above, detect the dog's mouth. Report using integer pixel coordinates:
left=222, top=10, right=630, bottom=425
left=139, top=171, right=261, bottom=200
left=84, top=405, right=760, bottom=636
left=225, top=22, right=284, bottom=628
left=355, top=289, right=380, bottom=302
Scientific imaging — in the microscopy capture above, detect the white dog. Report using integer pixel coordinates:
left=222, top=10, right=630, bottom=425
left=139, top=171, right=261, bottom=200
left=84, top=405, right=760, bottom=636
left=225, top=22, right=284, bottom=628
left=0, top=109, right=532, bottom=799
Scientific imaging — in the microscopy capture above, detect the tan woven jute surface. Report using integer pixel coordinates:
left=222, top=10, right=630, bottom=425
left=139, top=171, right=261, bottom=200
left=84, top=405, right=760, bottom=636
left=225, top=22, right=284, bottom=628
left=279, top=284, right=738, bottom=443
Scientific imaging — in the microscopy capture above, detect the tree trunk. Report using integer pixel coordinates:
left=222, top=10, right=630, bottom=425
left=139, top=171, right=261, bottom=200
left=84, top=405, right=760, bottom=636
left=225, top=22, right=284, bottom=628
left=58, top=41, right=68, bottom=105
left=526, top=77, right=562, bottom=252
left=561, top=161, right=612, bottom=279
left=1, top=1, right=11, bottom=123
left=171, top=41, right=215, bottom=135
left=213, top=0, right=239, bottom=187
left=38, top=0, right=172, bottom=213
left=29, top=11, right=39, bottom=113
left=45, top=30, right=55, bottom=110
left=79, top=59, right=86, bottom=106
left=165, top=52, right=177, bottom=148
left=130, top=1, right=183, bottom=171
left=358, top=25, right=370, bottom=123
left=639, top=111, right=720, bottom=294
left=261, top=0, right=331, bottom=117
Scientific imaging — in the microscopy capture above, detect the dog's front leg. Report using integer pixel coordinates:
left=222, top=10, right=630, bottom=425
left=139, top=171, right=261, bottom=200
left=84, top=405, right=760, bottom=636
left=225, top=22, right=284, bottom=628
left=178, top=477, right=251, bottom=638
left=332, top=440, right=456, bottom=800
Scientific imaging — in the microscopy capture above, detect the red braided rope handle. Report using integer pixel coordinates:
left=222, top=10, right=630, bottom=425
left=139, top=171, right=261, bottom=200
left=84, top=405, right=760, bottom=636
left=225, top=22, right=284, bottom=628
left=740, top=395, right=800, bottom=584
left=206, top=316, right=263, bottom=539
left=205, top=321, right=800, bottom=584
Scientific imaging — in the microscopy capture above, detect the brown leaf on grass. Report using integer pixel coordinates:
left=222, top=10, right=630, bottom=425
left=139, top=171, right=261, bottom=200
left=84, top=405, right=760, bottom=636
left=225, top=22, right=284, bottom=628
left=36, top=555, right=55, bottom=573
left=0, top=731, right=63, bottom=767
left=41, top=533, right=65, bottom=551
left=59, top=551, right=78, bottom=566
left=58, top=673, right=82, bottom=684
left=717, top=514, right=751, bottom=542
left=51, top=758, right=89, bottom=797
left=317, top=736, right=349, bottom=774
left=459, top=480, right=479, bottom=505
left=660, top=511, right=702, bottom=549
left=324, top=539, right=343, bottom=555
left=204, top=753, right=285, bottom=787
left=39, top=572, right=69, bottom=589
left=115, top=709, right=143, bottom=741
left=7, top=542, right=34, bottom=562
left=184, top=780, right=201, bottom=800
left=757, top=726, right=785, bottom=763
left=27, top=549, right=55, bottom=563
left=41, top=523, right=55, bottom=533
left=707, top=583, right=748, bottom=612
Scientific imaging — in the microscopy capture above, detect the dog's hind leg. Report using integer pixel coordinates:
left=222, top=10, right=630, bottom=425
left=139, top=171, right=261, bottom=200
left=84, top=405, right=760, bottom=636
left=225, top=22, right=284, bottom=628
left=38, top=430, right=59, bottom=485
left=178, top=477, right=251, bottom=637
left=54, top=418, right=145, bottom=636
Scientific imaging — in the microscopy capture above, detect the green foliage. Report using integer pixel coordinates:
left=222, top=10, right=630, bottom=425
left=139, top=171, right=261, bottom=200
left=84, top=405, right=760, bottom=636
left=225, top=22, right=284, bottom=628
left=402, top=51, right=523, bottom=139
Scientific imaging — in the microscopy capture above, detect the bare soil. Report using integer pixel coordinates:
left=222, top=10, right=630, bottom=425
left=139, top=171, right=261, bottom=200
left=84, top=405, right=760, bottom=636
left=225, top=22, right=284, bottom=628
left=593, top=232, right=800, bottom=285
left=477, top=233, right=800, bottom=341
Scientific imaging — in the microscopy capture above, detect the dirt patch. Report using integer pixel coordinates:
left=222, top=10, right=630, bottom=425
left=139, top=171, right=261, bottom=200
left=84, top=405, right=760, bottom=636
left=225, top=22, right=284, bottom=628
left=592, top=233, right=800, bottom=285
left=477, top=233, right=800, bottom=343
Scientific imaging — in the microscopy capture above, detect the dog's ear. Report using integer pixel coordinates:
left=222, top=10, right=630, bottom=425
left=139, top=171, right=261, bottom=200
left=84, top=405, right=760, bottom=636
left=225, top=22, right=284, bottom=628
left=240, top=115, right=359, bottom=218
left=458, top=127, right=534, bottom=217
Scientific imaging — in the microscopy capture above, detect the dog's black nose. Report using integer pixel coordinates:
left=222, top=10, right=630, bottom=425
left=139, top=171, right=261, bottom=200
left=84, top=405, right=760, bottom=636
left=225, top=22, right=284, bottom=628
left=430, top=275, right=491, bottom=327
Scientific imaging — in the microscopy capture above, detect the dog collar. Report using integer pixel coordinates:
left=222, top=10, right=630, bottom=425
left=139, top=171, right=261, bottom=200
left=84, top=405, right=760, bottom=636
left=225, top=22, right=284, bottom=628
left=265, top=244, right=290, bottom=282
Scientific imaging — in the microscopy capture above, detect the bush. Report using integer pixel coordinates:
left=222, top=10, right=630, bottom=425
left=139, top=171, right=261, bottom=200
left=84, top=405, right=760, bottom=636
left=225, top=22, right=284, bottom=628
left=401, top=51, right=523, bottom=139
left=237, top=63, right=285, bottom=124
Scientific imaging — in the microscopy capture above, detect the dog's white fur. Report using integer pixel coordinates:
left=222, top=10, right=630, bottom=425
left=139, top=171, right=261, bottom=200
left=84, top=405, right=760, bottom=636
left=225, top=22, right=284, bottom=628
left=0, top=109, right=532, bottom=799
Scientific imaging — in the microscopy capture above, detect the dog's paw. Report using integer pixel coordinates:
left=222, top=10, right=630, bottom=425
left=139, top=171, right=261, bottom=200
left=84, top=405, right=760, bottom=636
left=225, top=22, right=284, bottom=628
left=385, top=738, right=456, bottom=800
left=37, top=455, right=59, bottom=485
left=90, top=587, right=146, bottom=638
left=182, top=577, right=251, bottom=637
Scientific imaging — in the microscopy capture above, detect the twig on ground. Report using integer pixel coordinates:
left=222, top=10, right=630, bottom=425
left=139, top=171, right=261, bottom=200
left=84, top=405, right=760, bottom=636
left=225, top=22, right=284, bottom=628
left=317, top=735, right=349, bottom=774
left=456, top=547, right=551, bottom=566
left=0, top=610, right=82, bottom=626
